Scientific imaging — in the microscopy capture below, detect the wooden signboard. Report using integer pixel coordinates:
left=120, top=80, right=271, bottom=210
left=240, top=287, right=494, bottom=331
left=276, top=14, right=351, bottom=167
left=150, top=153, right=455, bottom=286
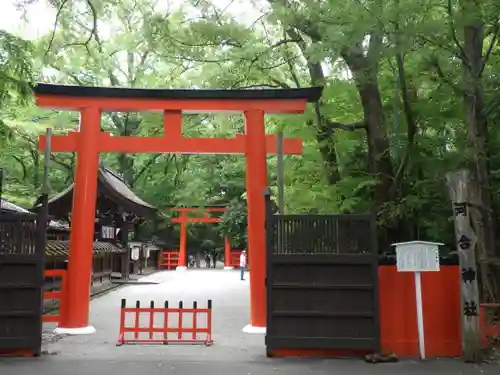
left=446, top=169, right=481, bottom=362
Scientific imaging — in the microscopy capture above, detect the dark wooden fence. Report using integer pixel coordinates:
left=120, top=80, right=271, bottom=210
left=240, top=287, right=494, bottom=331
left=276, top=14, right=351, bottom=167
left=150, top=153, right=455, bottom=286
left=265, top=193, right=380, bottom=355
left=0, top=210, right=47, bottom=356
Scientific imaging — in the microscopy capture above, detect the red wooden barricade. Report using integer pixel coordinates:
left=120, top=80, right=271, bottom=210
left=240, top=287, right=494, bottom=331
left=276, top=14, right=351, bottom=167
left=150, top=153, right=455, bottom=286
left=43, top=269, right=66, bottom=323
left=480, top=303, right=500, bottom=347
left=116, top=299, right=213, bottom=346
left=157, top=251, right=179, bottom=270
left=230, top=250, right=242, bottom=268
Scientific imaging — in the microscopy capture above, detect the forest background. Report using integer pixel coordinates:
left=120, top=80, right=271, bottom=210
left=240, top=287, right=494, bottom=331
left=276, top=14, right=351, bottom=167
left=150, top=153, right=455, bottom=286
left=1, top=0, right=500, bottom=297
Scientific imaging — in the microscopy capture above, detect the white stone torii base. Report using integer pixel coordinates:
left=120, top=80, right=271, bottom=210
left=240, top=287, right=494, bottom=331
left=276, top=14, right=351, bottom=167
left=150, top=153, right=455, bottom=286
left=242, top=324, right=266, bottom=334
left=54, top=326, right=96, bottom=335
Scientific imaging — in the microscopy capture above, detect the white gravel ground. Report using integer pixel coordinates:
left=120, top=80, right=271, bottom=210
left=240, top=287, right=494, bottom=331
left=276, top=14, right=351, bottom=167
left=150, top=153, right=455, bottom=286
left=42, top=268, right=262, bottom=360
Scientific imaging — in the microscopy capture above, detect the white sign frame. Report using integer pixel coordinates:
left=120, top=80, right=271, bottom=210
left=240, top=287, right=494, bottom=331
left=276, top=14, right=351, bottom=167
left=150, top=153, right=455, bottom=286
left=394, top=241, right=441, bottom=273
left=392, top=241, right=444, bottom=360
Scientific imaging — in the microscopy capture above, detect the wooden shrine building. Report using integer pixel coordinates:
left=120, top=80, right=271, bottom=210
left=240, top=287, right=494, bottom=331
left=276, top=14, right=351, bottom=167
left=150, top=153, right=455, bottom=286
left=34, top=164, right=159, bottom=280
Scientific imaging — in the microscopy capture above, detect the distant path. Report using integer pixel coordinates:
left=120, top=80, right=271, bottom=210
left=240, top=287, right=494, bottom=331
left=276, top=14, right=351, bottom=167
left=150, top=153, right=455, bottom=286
left=0, top=269, right=498, bottom=374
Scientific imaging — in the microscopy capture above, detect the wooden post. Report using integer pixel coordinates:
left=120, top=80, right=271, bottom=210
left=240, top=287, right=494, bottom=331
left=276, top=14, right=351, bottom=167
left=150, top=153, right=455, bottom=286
left=446, top=169, right=482, bottom=362
left=0, top=168, right=3, bottom=204
left=276, top=131, right=285, bottom=213
left=119, top=210, right=131, bottom=280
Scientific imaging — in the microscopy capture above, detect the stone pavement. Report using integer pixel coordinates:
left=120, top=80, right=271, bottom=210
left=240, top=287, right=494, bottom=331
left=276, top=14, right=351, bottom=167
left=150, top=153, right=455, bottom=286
left=0, top=269, right=498, bottom=374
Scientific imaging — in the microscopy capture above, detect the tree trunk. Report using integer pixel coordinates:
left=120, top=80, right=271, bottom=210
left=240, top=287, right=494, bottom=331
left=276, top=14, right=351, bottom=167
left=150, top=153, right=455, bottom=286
left=460, top=1, right=497, bottom=300
left=344, top=53, right=394, bottom=207
left=286, top=26, right=341, bottom=184
left=306, top=61, right=341, bottom=183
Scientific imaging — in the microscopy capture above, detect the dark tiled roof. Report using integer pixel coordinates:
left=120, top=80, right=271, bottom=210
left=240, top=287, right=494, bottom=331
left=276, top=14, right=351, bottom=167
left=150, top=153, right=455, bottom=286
left=45, top=240, right=69, bottom=257
left=101, top=167, right=156, bottom=210
left=41, top=165, right=157, bottom=218
left=34, top=83, right=324, bottom=103
left=1, top=199, right=70, bottom=229
left=45, top=240, right=125, bottom=258
left=46, top=184, right=72, bottom=206
left=1, top=198, right=32, bottom=213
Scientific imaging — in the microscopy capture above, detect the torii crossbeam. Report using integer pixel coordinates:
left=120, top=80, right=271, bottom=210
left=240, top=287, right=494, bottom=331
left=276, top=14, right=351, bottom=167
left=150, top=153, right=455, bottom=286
left=35, top=83, right=323, bottom=335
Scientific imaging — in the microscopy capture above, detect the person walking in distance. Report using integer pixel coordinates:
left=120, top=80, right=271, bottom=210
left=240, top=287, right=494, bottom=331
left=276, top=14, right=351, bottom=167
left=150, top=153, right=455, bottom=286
left=240, top=250, right=247, bottom=280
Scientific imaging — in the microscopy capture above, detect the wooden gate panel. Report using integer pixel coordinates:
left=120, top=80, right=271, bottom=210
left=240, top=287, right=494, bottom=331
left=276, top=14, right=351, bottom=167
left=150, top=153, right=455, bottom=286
left=0, top=213, right=45, bottom=355
left=271, top=258, right=376, bottom=285
left=271, top=287, right=374, bottom=315
left=269, top=317, right=376, bottom=349
left=265, top=208, right=380, bottom=353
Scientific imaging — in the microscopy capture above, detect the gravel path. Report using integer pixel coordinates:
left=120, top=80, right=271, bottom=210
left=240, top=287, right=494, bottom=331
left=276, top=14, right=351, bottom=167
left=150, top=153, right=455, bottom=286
left=42, top=268, right=261, bottom=360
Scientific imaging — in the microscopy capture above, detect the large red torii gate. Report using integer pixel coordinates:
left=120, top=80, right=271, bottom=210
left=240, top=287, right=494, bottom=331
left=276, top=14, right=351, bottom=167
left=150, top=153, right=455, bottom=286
left=35, top=83, right=322, bottom=334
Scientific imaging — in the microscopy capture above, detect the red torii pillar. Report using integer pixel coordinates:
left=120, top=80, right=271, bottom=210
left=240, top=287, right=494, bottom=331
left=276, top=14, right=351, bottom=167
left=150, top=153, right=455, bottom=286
left=224, top=237, right=233, bottom=269
left=35, top=83, right=322, bottom=334
left=171, top=207, right=227, bottom=270
left=177, top=209, right=188, bottom=269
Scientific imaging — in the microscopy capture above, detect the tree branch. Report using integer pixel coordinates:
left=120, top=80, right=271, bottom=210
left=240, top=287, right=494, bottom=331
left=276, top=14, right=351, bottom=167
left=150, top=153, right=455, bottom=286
left=166, top=34, right=244, bottom=49
left=429, top=56, right=464, bottom=96
left=446, top=0, right=470, bottom=66
left=162, top=154, right=175, bottom=177
left=10, top=155, right=28, bottom=180
left=418, top=35, right=464, bottom=58
left=326, top=120, right=367, bottom=133
left=65, top=0, right=98, bottom=51
left=390, top=52, right=418, bottom=197
left=91, top=24, right=121, bottom=86
left=479, top=23, right=499, bottom=77
left=131, top=51, right=151, bottom=86
left=50, top=154, right=73, bottom=172
left=131, top=154, right=162, bottom=187
left=44, top=0, right=69, bottom=59
left=174, top=155, right=189, bottom=188
left=282, top=28, right=301, bottom=88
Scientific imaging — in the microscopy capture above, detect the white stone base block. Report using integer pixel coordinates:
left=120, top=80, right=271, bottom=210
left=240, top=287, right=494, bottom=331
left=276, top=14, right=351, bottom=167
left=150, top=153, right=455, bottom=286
left=54, top=325, right=96, bottom=335
left=242, top=324, right=266, bottom=334
left=223, top=266, right=234, bottom=270
left=176, top=266, right=187, bottom=271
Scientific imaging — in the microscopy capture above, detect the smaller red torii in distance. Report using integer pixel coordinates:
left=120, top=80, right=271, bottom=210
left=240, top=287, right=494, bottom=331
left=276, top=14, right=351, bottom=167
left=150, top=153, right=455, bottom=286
left=170, top=207, right=235, bottom=269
